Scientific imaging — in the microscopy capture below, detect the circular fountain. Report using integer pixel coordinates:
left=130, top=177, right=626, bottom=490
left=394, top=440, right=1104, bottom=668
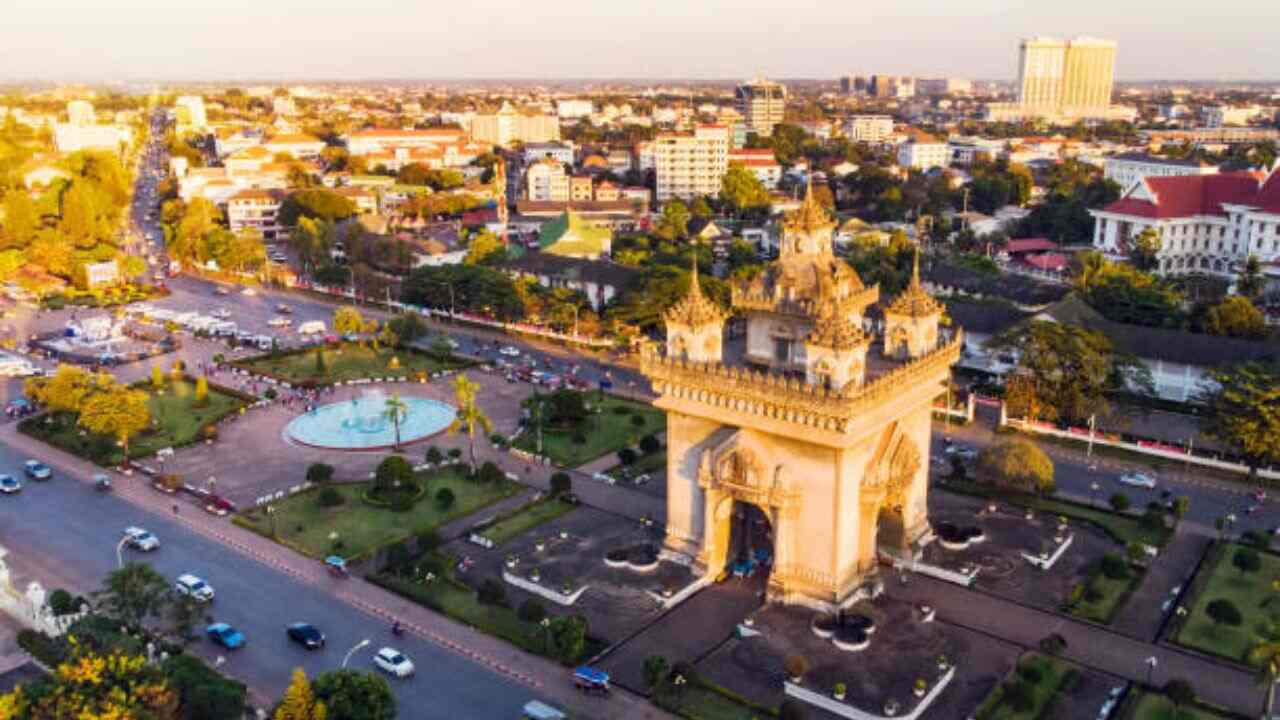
left=284, top=389, right=456, bottom=450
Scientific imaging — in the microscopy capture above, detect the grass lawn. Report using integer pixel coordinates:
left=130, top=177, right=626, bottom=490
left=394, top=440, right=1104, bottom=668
left=1174, top=543, right=1280, bottom=662
left=1125, top=692, right=1234, bottom=719
left=237, top=343, right=466, bottom=385
left=19, top=378, right=246, bottom=465
left=941, top=482, right=1172, bottom=548
left=974, top=654, right=1074, bottom=720
left=653, top=682, right=777, bottom=719
left=514, top=394, right=664, bottom=468
left=1068, top=567, right=1144, bottom=624
left=234, top=468, right=519, bottom=560
left=604, top=449, right=667, bottom=480
left=370, top=552, right=608, bottom=663
left=479, top=497, right=579, bottom=546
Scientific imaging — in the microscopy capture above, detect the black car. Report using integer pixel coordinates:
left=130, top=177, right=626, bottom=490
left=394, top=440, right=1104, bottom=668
left=286, top=622, right=325, bottom=649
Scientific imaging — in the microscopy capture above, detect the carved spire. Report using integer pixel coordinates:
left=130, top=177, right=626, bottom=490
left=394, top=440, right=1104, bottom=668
left=885, top=248, right=943, bottom=318
left=664, top=256, right=727, bottom=328
left=782, top=175, right=835, bottom=238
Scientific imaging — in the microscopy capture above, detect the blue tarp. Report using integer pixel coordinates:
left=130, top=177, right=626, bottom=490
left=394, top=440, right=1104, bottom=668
left=573, top=666, right=609, bottom=685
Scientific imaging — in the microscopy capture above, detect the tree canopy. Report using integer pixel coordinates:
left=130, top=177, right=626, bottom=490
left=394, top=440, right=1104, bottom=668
left=279, top=189, right=357, bottom=226
left=976, top=439, right=1055, bottom=494
left=1199, top=361, right=1280, bottom=475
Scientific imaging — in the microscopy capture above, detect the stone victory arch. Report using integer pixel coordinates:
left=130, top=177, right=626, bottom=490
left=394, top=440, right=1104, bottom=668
left=640, top=185, right=960, bottom=610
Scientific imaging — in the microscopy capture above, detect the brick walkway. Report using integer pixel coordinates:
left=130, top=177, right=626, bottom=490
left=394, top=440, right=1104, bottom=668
left=886, top=574, right=1263, bottom=716
left=0, top=424, right=672, bottom=720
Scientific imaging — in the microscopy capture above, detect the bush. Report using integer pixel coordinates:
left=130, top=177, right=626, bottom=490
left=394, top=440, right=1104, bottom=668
left=16, top=629, right=64, bottom=666
left=1039, top=633, right=1067, bottom=655
left=1205, top=598, right=1243, bottom=627
left=477, top=461, right=505, bottom=484
left=783, top=654, right=809, bottom=679
left=1109, top=493, right=1131, bottom=512
left=630, top=414, right=646, bottom=427
left=1060, top=668, right=1081, bottom=692
left=1241, top=530, right=1269, bottom=549
left=435, top=487, right=455, bottom=511
left=1002, top=680, right=1034, bottom=712
left=1084, top=585, right=1105, bottom=602
left=612, top=405, right=631, bottom=415
left=264, top=388, right=278, bottom=400
left=570, top=431, right=587, bottom=445
left=477, top=578, right=507, bottom=607
left=671, top=660, right=700, bottom=685
left=306, top=463, right=335, bottom=484
left=617, top=447, right=638, bottom=466
left=416, top=530, right=442, bottom=552
left=550, top=472, right=572, bottom=496
left=318, top=488, right=344, bottom=507
left=643, top=655, right=669, bottom=689
left=48, top=588, right=76, bottom=615
left=162, top=653, right=247, bottom=720
left=779, top=699, right=808, bottom=720
left=1018, top=664, right=1043, bottom=683
left=1233, top=548, right=1262, bottom=576
left=374, top=455, right=415, bottom=492
left=517, top=599, right=547, bottom=623
left=384, top=542, right=412, bottom=572
left=639, top=434, right=661, bottom=454
left=1099, top=553, right=1129, bottom=580
left=447, top=448, right=462, bottom=461
left=425, top=446, right=443, bottom=465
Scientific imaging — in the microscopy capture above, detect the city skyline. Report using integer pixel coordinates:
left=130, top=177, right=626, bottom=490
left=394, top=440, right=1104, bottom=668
left=2, top=0, right=1278, bottom=83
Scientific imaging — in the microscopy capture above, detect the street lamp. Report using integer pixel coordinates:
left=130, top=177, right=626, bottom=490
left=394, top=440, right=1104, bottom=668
left=1144, top=655, right=1158, bottom=687
left=1090, top=482, right=1101, bottom=508
left=265, top=505, right=277, bottom=538
left=116, top=535, right=130, bottom=569
left=342, top=638, right=370, bottom=668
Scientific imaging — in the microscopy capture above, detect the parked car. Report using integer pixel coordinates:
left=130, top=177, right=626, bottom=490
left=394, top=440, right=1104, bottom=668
left=286, top=622, right=325, bottom=649
left=206, top=623, right=245, bottom=649
left=274, top=304, right=293, bottom=314
left=499, top=346, right=521, bottom=357
left=123, top=527, right=160, bottom=551
left=23, top=460, right=51, bottom=480
left=241, top=287, right=257, bottom=296
left=373, top=647, right=415, bottom=677
left=0, top=475, right=20, bottom=494
left=1118, top=472, right=1157, bottom=489
left=175, top=574, right=214, bottom=602
left=268, top=317, right=291, bottom=327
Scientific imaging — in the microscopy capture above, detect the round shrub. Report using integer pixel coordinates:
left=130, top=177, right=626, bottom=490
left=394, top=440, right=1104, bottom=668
left=517, top=599, right=547, bottom=623
left=1099, top=554, right=1129, bottom=580
left=639, top=434, right=661, bottom=454
left=630, top=414, right=646, bottom=427
left=318, top=487, right=344, bottom=507
left=435, top=487, right=455, bottom=511
left=550, top=472, right=572, bottom=496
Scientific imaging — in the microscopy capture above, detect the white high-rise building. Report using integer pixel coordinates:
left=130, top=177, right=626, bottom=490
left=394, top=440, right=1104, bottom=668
left=734, top=78, right=787, bottom=137
left=845, top=115, right=895, bottom=143
left=654, top=124, right=730, bottom=201
left=556, top=99, right=594, bottom=119
left=66, top=100, right=95, bottom=126
left=1014, top=36, right=1117, bottom=120
left=174, top=96, right=208, bottom=130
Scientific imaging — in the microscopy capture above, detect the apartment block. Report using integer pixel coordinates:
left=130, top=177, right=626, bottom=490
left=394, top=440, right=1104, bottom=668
left=654, top=125, right=730, bottom=201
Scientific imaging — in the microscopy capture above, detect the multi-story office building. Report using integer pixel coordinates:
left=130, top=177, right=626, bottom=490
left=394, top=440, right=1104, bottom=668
left=896, top=132, right=949, bottom=171
left=1203, top=105, right=1262, bottom=128
left=66, top=100, right=95, bottom=126
left=735, top=78, right=786, bottom=137
left=469, top=102, right=560, bottom=147
left=227, top=189, right=286, bottom=240
left=839, top=76, right=869, bottom=95
left=654, top=124, right=730, bottom=201
left=522, top=142, right=575, bottom=165
left=916, top=78, right=972, bottom=96
left=556, top=99, right=594, bottom=119
left=1013, top=36, right=1117, bottom=120
left=845, top=115, right=895, bottom=143
left=870, top=75, right=915, bottom=99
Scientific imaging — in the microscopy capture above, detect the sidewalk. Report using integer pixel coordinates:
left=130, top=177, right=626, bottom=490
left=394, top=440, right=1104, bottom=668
left=0, top=424, right=672, bottom=720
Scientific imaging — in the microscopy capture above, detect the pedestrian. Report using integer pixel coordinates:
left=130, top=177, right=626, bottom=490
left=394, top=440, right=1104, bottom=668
left=172, top=503, right=179, bottom=515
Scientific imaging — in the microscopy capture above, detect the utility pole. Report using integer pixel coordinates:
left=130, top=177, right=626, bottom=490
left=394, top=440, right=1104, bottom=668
left=1086, top=414, right=1096, bottom=458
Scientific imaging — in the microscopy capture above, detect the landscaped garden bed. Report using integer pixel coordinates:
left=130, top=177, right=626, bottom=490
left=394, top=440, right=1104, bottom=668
left=513, top=390, right=664, bottom=467
left=972, top=653, right=1079, bottom=720
left=1172, top=541, right=1280, bottom=663
left=233, top=467, right=519, bottom=560
left=19, top=375, right=250, bottom=465
left=1120, top=691, right=1242, bottom=720
left=234, top=342, right=470, bottom=386
left=476, top=495, right=579, bottom=547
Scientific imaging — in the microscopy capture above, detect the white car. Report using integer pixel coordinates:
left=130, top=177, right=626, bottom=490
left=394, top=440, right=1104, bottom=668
left=23, top=460, right=52, bottom=480
left=123, top=527, right=160, bottom=551
left=499, top=346, right=521, bottom=357
left=175, top=574, right=215, bottom=602
left=268, top=317, right=291, bottom=327
left=373, top=647, right=415, bottom=677
left=212, top=308, right=232, bottom=319
left=241, top=287, right=257, bottom=296
left=0, top=475, right=20, bottom=494
left=1118, top=472, right=1157, bottom=489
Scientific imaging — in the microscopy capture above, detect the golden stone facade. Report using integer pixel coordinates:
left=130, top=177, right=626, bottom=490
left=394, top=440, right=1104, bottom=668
left=641, top=185, right=961, bottom=609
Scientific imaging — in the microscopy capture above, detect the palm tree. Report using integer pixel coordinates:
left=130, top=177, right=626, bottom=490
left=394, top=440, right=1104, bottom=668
left=1248, top=641, right=1280, bottom=719
left=383, top=393, right=409, bottom=451
left=446, top=375, right=492, bottom=477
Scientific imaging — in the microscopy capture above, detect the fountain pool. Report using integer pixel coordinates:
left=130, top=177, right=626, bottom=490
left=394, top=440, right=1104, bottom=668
left=284, top=391, right=456, bottom=450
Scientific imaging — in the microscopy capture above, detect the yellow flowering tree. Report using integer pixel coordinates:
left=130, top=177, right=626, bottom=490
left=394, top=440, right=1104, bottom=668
left=78, top=386, right=151, bottom=461
left=0, top=645, right=178, bottom=720
left=275, top=668, right=328, bottom=720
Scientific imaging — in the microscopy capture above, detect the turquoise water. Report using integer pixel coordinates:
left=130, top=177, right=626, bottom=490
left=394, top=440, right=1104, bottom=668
left=285, top=394, right=456, bottom=450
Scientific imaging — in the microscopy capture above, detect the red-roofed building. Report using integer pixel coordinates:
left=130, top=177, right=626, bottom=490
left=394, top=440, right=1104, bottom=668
left=1005, top=238, right=1058, bottom=254
left=728, top=148, right=782, bottom=189
left=1091, top=169, right=1280, bottom=277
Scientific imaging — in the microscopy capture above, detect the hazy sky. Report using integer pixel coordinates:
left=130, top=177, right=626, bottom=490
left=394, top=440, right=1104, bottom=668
left=3, top=0, right=1277, bottom=82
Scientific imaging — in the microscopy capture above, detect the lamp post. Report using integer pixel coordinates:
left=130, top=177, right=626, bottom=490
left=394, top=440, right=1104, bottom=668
left=342, top=638, right=370, bottom=668
left=1086, top=414, right=1097, bottom=458
left=1144, top=655, right=1158, bottom=687
left=265, top=505, right=276, bottom=538
left=1090, top=482, right=1101, bottom=508
left=116, top=535, right=130, bottom=569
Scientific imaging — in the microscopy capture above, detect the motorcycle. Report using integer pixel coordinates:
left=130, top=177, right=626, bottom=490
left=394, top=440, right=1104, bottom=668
left=93, top=474, right=112, bottom=492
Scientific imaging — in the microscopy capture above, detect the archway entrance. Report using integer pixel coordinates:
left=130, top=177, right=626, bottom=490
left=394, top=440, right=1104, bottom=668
left=725, top=501, right=773, bottom=583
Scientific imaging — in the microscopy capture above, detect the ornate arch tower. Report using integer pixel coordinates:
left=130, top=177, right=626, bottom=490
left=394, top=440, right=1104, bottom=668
left=642, top=187, right=962, bottom=610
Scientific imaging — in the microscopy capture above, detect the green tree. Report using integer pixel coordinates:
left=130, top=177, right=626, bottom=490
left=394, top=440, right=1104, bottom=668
left=333, top=306, right=365, bottom=338
left=1238, top=255, right=1265, bottom=299
left=374, top=455, right=414, bottom=493
left=655, top=200, right=690, bottom=241
left=78, top=385, right=151, bottom=459
left=279, top=189, right=356, bottom=226
left=1247, top=642, right=1280, bottom=720
left=1129, top=227, right=1162, bottom=271
left=274, top=668, right=327, bottom=720
left=990, top=320, right=1152, bottom=424
left=719, top=164, right=770, bottom=214
left=311, top=670, right=395, bottom=720
left=0, top=190, right=38, bottom=249
left=1234, top=548, right=1263, bottom=577
left=1205, top=598, right=1243, bottom=628
left=1171, top=496, right=1190, bottom=520
left=446, top=374, right=492, bottom=475
left=95, top=562, right=173, bottom=629
left=547, top=615, right=587, bottom=664
left=26, top=364, right=97, bottom=413
left=1201, top=296, right=1268, bottom=339
left=976, top=439, right=1055, bottom=494
left=162, top=653, right=247, bottom=720
left=643, top=655, right=670, bottom=689
left=306, top=463, right=335, bottom=484
left=1110, top=493, right=1131, bottom=512
left=464, top=230, right=504, bottom=265
left=1199, top=361, right=1280, bottom=480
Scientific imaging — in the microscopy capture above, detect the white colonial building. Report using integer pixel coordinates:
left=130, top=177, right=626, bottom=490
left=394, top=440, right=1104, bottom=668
left=1102, top=153, right=1218, bottom=193
left=1090, top=169, right=1280, bottom=278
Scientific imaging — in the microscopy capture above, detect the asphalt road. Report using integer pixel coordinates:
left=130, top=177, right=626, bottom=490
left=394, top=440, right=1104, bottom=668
left=0, top=444, right=548, bottom=718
